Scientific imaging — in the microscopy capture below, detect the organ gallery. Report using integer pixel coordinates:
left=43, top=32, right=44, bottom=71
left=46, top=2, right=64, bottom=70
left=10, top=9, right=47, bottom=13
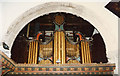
left=1, top=13, right=115, bottom=76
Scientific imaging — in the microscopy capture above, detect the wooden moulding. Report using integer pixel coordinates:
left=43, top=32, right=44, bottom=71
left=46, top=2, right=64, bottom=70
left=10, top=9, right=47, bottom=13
left=9, top=63, right=115, bottom=75
left=1, top=51, right=115, bottom=75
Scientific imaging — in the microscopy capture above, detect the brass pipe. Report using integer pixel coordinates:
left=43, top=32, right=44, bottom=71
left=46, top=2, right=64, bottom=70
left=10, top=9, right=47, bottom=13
left=58, top=32, right=61, bottom=64
left=34, top=41, right=36, bottom=64
left=81, top=41, right=84, bottom=64
left=88, top=41, right=90, bottom=63
left=31, top=41, right=33, bottom=64
left=83, top=41, right=86, bottom=63
left=85, top=41, right=87, bottom=63
left=85, top=41, right=88, bottom=63
left=86, top=41, right=88, bottom=63
left=32, top=41, right=34, bottom=64
left=33, top=41, right=35, bottom=64
left=85, top=41, right=89, bottom=63
left=61, top=31, right=65, bottom=64
left=30, top=41, right=33, bottom=64
left=35, top=41, right=38, bottom=64
left=35, top=41, right=37, bottom=64
left=54, top=32, right=57, bottom=64
left=63, top=35, right=66, bottom=64
left=88, top=41, right=91, bottom=63
left=54, top=32, right=56, bottom=64
left=53, top=33, right=56, bottom=64
left=88, top=42, right=91, bottom=63
left=56, top=32, right=58, bottom=63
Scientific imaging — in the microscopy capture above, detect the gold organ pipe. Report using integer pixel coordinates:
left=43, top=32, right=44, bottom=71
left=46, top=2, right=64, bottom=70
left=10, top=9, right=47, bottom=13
left=53, top=33, right=56, bottom=64
left=33, top=41, right=36, bottom=64
left=87, top=41, right=90, bottom=63
left=88, top=41, right=91, bottom=63
left=30, top=41, right=32, bottom=64
left=56, top=32, right=58, bottom=64
left=58, top=32, right=61, bottom=64
left=85, top=41, right=87, bottom=63
left=35, top=41, right=36, bottom=64
left=83, top=41, right=85, bottom=64
left=83, top=41, right=86, bottom=63
left=30, top=41, right=33, bottom=64
left=34, top=41, right=36, bottom=64
left=30, top=42, right=32, bottom=64
left=61, top=31, right=65, bottom=64
left=85, top=40, right=88, bottom=63
left=81, top=40, right=91, bottom=64
left=28, top=41, right=39, bottom=64
left=34, top=41, right=35, bottom=64
left=32, top=41, right=34, bottom=64
left=61, top=32, right=63, bottom=64
left=35, top=41, right=38, bottom=64
left=87, top=42, right=90, bottom=63
left=28, top=42, right=30, bottom=64
left=54, top=32, right=56, bottom=64
left=54, top=32, right=57, bottom=64
left=85, top=41, right=89, bottom=63
left=63, top=32, right=66, bottom=64
left=81, top=41, right=84, bottom=64
left=35, top=41, right=37, bottom=63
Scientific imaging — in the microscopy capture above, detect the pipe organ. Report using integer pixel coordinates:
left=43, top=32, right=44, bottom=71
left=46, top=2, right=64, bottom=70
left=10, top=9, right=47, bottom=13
left=27, top=14, right=92, bottom=64
left=3, top=13, right=115, bottom=76
left=27, top=32, right=91, bottom=64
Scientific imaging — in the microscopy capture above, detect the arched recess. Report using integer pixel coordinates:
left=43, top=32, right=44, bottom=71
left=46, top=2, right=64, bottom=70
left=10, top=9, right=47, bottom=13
left=3, top=2, right=109, bottom=62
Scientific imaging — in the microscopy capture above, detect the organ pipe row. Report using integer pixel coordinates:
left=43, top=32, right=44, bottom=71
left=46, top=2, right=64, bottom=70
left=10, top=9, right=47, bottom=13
left=81, top=40, right=91, bottom=64
left=28, top=41, right=38, bottom=64
left=27, top=31, right=91, bottom=64
left=54, top=31, right=66, bottom=64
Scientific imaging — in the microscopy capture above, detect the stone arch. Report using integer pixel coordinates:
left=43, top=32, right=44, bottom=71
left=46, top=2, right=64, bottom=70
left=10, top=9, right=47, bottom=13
left=3, top=2, right=108, bottom=61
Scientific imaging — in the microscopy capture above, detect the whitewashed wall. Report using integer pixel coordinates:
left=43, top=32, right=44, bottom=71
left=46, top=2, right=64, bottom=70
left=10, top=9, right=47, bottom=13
left=0, top=1, right=118, bottom=74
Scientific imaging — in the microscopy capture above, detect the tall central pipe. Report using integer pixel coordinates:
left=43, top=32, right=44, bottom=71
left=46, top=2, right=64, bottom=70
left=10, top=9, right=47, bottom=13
left=54, top=31, right=65, bottom=64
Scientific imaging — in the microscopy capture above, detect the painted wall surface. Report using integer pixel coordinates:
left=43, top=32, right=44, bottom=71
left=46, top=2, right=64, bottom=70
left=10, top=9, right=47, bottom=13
left=0, top=1, right=118, bottom=74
